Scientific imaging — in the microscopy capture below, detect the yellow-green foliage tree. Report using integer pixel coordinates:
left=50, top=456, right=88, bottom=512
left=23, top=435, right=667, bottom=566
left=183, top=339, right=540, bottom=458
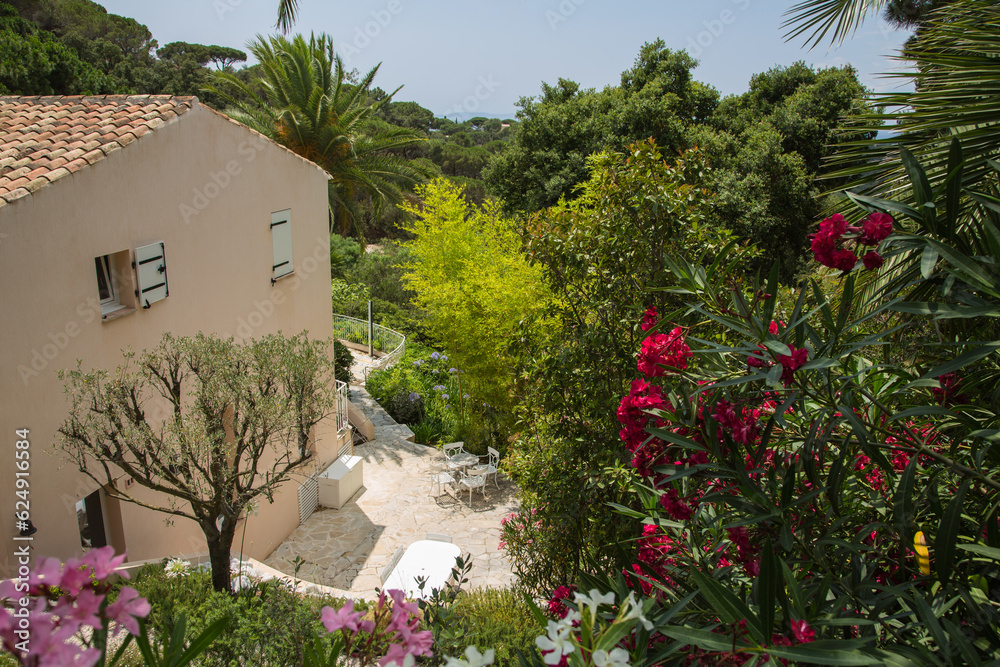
left=400, top=179, right=551, bottom=417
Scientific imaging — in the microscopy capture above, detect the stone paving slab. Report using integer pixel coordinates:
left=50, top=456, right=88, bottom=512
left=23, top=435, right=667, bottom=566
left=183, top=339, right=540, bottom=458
left=264, top=391, right=518, bottom=600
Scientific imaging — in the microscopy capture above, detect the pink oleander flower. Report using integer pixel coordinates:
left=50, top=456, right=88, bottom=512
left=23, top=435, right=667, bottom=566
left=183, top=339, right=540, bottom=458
left=372, top=589, right=433, bottom=667
left=77, top=546, right=129, bottom=581
left=1, top=549, right=148, bottom=667
left=322, top=600, right=367, bottom=634
left=791, top=619, right=816, bottom=643
left=859, top=212, right=893, bottom=246
left=862, top=250, right=884, bottom=271
left=104, top=587, right=150, bottom=636
left=54, top=588, right=103, bottom=631
left=637, top=327, right=692, bottom=377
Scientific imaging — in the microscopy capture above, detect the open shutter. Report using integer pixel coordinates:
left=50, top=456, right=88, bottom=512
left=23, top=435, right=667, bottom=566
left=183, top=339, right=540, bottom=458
left=134, top=242, right=168, bottom=308
left=271, top=209, right=293, bottom=283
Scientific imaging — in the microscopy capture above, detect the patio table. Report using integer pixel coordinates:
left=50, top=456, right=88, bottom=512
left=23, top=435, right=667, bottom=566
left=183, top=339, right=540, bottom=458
left=446, top=451, right=479, bottom=473
left=382, top=539, right=461, bottom=599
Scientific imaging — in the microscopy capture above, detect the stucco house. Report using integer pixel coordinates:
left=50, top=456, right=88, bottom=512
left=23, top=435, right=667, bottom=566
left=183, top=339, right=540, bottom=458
left=0, top=95, right=351, bottom=578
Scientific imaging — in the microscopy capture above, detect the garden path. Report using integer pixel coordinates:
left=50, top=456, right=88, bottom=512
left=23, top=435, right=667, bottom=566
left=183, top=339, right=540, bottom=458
left=263, top=386, right=519, bottom=600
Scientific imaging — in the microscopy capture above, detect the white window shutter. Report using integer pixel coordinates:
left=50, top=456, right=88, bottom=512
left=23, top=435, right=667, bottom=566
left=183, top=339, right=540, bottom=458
left=134, top=242, right=168, bottom=308
left=271, top=209, right=293, bottom=283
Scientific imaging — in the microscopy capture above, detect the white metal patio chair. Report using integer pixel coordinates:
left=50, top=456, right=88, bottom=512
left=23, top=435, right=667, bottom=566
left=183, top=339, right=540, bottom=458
left=471, top=447, right=500, bottom=489
left=457, top=469, right=488, bottom=504
left=443, top=442, right=465, bottom=463
left=429, top=460, right=456, bottom=498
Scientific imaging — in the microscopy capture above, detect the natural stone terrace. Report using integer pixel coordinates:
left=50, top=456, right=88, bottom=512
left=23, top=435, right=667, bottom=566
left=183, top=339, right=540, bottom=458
left=263, top=386, right=519, bottom=599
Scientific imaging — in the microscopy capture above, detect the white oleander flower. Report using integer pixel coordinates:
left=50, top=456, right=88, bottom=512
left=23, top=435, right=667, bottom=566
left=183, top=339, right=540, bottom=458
left=574, top=589, right=615, bottom=609
left=560, top=608, right=582, bottom=629
left=624, top=592, right=654, bottom=631
left=444, top=646, right=496, bottom=667
left=535, top=620, right=575, bottom=665
left=592, top=648, right=631, bottom=667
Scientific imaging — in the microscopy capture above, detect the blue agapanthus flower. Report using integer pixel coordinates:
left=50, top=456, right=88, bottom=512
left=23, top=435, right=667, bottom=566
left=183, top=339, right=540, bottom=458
left=408, top=392, right=420, bottom=402
left=449, top=368, right=458, bottom=374
left=441, top=355, right=449, bottom=362
left=442, top=394, right=449, bottom=401
left=430, top=351, right=440, bottom=360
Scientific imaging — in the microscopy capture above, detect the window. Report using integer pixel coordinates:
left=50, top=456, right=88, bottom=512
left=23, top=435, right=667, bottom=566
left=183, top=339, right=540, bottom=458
left=271, top=209, right=293, bottom=284
left=95, top=255, right=125, bottom=317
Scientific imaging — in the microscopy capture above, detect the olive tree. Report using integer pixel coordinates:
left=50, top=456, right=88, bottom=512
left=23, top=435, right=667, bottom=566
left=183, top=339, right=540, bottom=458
left=56, top=331, right=337, bottom=592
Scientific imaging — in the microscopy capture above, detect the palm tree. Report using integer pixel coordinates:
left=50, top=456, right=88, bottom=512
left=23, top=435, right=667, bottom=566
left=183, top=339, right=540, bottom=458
left=207, top=33, right=429, bottom=237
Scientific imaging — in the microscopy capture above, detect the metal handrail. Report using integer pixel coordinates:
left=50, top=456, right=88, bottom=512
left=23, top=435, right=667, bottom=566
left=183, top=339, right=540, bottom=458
left=332, top=314, right=406, bottom=380
left=334, top=379, right=349, bottom=433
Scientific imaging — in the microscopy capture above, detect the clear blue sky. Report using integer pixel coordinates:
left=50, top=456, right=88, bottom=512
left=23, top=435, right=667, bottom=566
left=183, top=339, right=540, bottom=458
left=100, top=0, right=913, bottom=118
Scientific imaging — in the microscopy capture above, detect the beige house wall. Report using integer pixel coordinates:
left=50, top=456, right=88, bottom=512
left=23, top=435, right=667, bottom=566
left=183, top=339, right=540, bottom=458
left=0, top=104, right=348, bottom=577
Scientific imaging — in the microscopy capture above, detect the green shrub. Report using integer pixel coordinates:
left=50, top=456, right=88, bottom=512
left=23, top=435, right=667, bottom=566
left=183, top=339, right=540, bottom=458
left=330, top=233, right=362, bottom=279
left=389, top=387, right=426, bottom=424
left=333, top=340, right=355, bottom=385
left=448, top=589, right=543, bottom=667
left=331, top=278, right=369, bottom=311
left=130, top=563, right=357, bottom=667
left=350, top=243, right=415, bottom=308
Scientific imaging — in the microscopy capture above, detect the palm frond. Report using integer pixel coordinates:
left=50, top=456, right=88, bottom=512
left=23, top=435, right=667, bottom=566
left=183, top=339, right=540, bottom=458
left=782, top=0, right=888, bottom=48
left=276, top=0, right=299, bottom=33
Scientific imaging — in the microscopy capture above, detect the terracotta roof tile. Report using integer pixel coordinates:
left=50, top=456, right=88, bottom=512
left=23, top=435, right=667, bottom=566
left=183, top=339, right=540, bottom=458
left=0, top=95, right=195, bottom=208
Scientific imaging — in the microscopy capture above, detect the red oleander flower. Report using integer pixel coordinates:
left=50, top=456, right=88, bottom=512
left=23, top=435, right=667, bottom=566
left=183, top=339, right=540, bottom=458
left=659, top=488, right=695, bottom=521
left=547, top=585, right=576, bottom=619
left=791, top=620, right=816, bottom=644
left=931, top=372, right=966, bottom=406
left=641, top=305, right=659, bottom=332
left=831, top=249, right=859, bottom=271
left=776, top=346, right=808, bottom=386
left=638, top=327, right=692, bottom=377
left=617, top=379, right=669, bottom=451
left=859, top=212, right=893, bottom=245
left=862, top=250, right=884, bottom=271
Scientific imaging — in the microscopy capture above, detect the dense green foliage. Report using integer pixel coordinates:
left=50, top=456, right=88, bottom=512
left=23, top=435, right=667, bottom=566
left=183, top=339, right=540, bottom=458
left=696, top=61, right=874, bottom=275
left=502, top=141, right=743, bottom=593
left=0, top=4, right=114, bottom=94
left=331, top=241, right=429, bottom=341
left=483, top=41, right=717, bottom=214
left=443, top=589, right=544, bottom=667
left=130, top=565, right=342, bottom=666
left=484, top=40, right=872, bottom=277
left=2, top=0, right=241, bottom=104
left=366, top=342, right=508, bottom=453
